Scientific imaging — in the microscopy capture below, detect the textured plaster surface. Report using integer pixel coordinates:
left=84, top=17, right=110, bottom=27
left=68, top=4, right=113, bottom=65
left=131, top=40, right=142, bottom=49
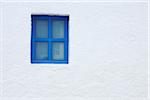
left=1, top=2, right=148, bottom=100
left=0, top=0, right=148, bottom=3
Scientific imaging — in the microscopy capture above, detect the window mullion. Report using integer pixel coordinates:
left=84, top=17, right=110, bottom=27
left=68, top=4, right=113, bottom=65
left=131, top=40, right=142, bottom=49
left=48, top=17, right=52, bottom=62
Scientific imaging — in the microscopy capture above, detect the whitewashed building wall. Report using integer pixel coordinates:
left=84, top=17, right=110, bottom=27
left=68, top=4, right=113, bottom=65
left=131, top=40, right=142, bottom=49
left=1, top=1, right=148, bottom=100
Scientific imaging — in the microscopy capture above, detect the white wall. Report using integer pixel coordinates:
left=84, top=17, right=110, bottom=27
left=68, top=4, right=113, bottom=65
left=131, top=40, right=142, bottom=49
left=1, top=0, right=148, bottom=2
left=1, top=2, right=148, bottom=100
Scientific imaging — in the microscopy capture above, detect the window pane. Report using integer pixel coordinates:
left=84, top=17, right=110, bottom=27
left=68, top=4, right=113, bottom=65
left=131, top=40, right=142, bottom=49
left=35, top=20, right=48, bottom=38
left=52, top=42, right=64, bottom=60
left=52, top=20, right=64, bottom=38
left=35, top=42, right=48, bottom=60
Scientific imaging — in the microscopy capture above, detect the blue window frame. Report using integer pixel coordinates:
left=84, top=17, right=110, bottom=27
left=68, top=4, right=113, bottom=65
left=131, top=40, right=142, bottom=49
left=31, top=15, right=69, bottom=64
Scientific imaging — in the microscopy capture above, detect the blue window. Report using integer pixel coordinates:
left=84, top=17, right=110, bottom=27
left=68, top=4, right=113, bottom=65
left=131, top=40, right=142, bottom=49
left=31, top=15, right=69, bottom=64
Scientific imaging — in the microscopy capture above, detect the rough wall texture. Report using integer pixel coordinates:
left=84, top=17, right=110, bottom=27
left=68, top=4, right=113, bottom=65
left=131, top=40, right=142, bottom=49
left=1, top=2, right=148, bottom=100
left=0, top=0, right=148, bottom=2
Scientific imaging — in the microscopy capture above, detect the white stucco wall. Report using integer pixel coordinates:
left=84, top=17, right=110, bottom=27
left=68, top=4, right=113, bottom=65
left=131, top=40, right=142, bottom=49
left=1, top=0, right=148, bottom=2
left=1, top=2, right=148, bottom=100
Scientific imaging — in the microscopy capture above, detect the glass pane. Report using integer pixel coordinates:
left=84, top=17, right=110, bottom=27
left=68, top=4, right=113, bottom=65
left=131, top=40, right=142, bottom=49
left=52, top=20, right=64, bottom=38
left=35, top=42, right=48, bottom=60
left=35, top=20, right=48, bottom=38
left=52, top=42, right=64, bottom=60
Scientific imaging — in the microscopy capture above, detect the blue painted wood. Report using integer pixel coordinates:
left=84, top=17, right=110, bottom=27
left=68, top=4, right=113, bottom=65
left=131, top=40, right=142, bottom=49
left=31, top=15, right=69, bottom=64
